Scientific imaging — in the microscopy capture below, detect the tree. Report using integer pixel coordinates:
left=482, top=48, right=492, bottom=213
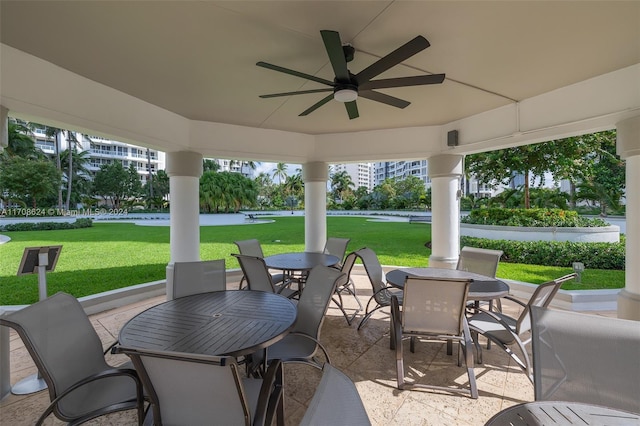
left=466, top=134, right=604, bottom=209
left=2, top=121, right=42, bottom=160
left=392, top=175, right=426, bottom=209
left=35, top=123, right=65, bottom=209
left=574, top=132, right=625, bottom=215
left=199, top=171, right=258, bottom=213
left=330, top=170, right=355, bottom=203
left=60, top=147, right=91, bottom=209
left=203, top=159, right=220, bottom=172
left=272, top=162, right=288, bottom=185
left=144, top=170, right=170, bottom=209
left=126, top=163, right=143, bottom=199
left=0, top=156, right=61, bottom=207
left=93, top=162, right=129, bottom=208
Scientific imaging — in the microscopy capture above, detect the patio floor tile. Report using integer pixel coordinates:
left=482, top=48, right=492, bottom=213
left=0, top=271, right=613, bottom=425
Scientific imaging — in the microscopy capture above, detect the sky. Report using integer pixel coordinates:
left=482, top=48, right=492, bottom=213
left=254, top=162, right=301, bottom=178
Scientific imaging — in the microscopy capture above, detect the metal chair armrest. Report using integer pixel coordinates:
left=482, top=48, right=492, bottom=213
left=37, top=367, right=143, bottom=426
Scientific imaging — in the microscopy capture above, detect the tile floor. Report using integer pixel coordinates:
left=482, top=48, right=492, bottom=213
left=0, top=271, right=617, bottom=425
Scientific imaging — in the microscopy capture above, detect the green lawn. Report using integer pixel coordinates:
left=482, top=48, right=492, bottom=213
left=0, top=216, right=625, bottom=305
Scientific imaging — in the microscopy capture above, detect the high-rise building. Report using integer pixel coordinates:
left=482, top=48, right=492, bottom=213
left=374, top=160, right=431, bottom=189
left=331, top=163, right=374, bottom=191
left=31, top=127, right=165, bottom=185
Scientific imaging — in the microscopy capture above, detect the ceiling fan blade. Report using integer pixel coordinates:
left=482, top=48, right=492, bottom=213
left=359, top=74, right=445, bottom=90
left=257, top=61, right=335, bottom=86
left=259, top=88, right=334, bottom=99
left=356, top=35, right=431, bottom=83
left=359, top=90, right=410, bottom=109
left=320, top=30, right=350, bottom=82
left=345, top=101, right=359, bottom=120
left=299, top=94, right=334, bottom=116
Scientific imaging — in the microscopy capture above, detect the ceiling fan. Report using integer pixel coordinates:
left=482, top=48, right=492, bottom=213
left=257, top=30, right=445, bottom=120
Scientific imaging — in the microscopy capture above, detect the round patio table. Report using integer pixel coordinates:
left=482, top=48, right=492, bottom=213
left=484, top=401, right=639, bottom=425
left=385, top=267, right=509, bottom=302
left=118, top=290, right=297, bottom=357
left=264, top=252, right=339, bottom=272
left=264, top=252, right=340, bottom=288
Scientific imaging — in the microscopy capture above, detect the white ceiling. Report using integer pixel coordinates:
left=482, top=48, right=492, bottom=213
left=2, top=0, right=638, bottom=139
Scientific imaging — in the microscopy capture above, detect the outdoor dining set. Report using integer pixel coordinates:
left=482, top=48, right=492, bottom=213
left=1, top=239, right=638, bottom=425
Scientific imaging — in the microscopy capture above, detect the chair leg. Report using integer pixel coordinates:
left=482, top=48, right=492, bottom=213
left=396, top=342, right=405, bottom=390
left=357, top=302, right=382, bottom=330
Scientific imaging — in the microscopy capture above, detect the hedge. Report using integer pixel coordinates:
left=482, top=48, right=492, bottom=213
left=460, top=236, right=625, bottom=270
left=0, top=218, right=93, bottom=232
left=462, top=208, right=608, bottom=227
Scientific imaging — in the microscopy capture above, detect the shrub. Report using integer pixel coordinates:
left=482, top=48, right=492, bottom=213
left=462, top=208, right=608, bottom=227
left=0, top=218, right=93, bottom=232
left=461, top=236, right=625, bottom=270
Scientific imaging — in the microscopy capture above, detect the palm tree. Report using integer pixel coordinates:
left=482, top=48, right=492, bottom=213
left=39, top=124, right=64, bottom=209
left=3, top=121, right=41, bottom=159
left=60, top=147, right=91, bottom=209
left=272, top=162, right=288, bottom=185
left=330, top=170, right=355, bottom=202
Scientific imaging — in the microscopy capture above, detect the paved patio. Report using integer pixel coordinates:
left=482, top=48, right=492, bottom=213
left=0, top=271, right=616, bottom=425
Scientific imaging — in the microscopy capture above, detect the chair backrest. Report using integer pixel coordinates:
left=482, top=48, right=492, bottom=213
left=354, top=247, right=386, bottom=294
left=234, top=239, right=265, bottom=258
left=118, top=348, right=254, bottom=425
left=0, top=292, right=109, bottom=415
left=233, top=254, right=276, bottom=293
left=402, top=277, right=471, bottom=335
left=171, top=259, right=226, bottom=299
left=516, top=273, right=575, bottom=334
left=300, top=363, right=371, bottom=426
left=339, top=251, right=358, bottom=286
left=323, top=237, right=351, bottom=263
left=531, top=306, right=640, bottom=414
left=456, top=246, right=503, bottom=278
left=294, top=265, right=345, bottom=337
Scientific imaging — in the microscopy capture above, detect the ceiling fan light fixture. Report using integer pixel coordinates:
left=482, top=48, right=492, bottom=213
left=334, top=88, right=358, bottom=103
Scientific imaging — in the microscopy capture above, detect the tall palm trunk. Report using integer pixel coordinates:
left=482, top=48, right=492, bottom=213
left=147, top=148, right=154, bottom=198
left=65, top=132, right=74, bottom=210
left=55, top=130, right=63, bottom=209
left=524, top=170, right=530, bottom=209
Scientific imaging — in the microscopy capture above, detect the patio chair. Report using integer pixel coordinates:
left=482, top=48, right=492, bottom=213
left=114, top=346, right=285, bottom=426
left=323, top=237, right=351, bottom=269
left=530, top=306, right=640, bottom=414
left=169, top=259, right=226, bottom=299
left=0, top=292, right=145, bottom=425
left=233, top=254, right=299, bottom=299
left=234, top=239, right=285, bottom=289
left=457, top=246, right=504, bottom=312
left=300, top=363, right=371, bottom=426
left=390, top=277, right=478, bottom=399
left=249, top=265, right=345, bottom=372
left=355, top=247, right=403, bottom=331
left=331, top=251, right=363, bottom=325
left=467, top=273, right=576, bottom=381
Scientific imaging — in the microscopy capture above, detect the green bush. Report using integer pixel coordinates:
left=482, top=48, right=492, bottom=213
left=460, top=236, right=625, bottom=270
left=462, top=208, right=608, bottom=227
left=0, top=218, right=93, bottom=232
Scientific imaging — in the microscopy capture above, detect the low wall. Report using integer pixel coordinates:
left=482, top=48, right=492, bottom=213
left=460, top=223, right=620, bottom=243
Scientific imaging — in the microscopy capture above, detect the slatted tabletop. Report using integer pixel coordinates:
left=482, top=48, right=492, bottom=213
left=386, top=268, right=510, bottom=301
left=118, top=290, right=297, bottom=357
left=484, top=401, right=640, bottom=425
left=264, top=252, right=339, bottom=272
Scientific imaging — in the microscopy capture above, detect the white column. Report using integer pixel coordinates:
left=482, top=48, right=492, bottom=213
left=616, top=116, right=640, bottom=320
left=428, top=154, right=464, bottom=269
left=303, top=162, right=328, bottom=253
left=1, top=105, right=8, bottom=152
left=165, top=151, right=203, bottom=299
